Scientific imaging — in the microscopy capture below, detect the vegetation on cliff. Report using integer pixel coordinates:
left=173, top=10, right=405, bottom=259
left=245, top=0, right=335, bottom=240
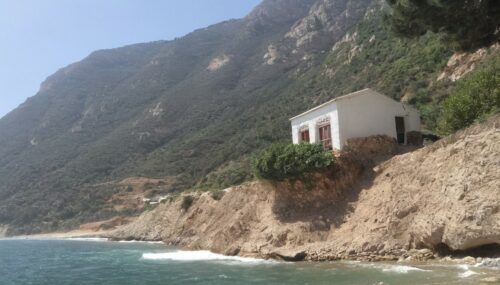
left=252, top=143, right=334, bottom=182
left=438, top=59, right=500, bottom=134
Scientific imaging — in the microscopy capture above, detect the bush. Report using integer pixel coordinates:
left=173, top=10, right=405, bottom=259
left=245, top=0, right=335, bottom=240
left=252, top=143, right=334, bottom=182
left=180, top=195, right=194, bottom=210
left=210, top=189, right=225, bottom=201
left=438, top=67, right=500, bottom=135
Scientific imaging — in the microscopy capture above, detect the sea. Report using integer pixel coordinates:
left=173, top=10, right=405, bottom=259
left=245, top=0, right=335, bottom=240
left=0, top=239, right=497, bottom=285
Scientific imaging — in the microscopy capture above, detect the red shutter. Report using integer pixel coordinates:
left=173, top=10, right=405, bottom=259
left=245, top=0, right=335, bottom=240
left=300, top=130, right=310, bottom=143
left=318, top=125, right=332, bottom=150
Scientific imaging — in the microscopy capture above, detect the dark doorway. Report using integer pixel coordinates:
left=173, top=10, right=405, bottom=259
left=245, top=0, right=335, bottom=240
left=395, top=116, right=405, bottom=144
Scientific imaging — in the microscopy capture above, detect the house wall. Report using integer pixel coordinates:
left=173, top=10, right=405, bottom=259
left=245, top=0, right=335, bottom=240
left=336, top=90, right=421, bottom=148
left=290, top=103, right=341, bottom=149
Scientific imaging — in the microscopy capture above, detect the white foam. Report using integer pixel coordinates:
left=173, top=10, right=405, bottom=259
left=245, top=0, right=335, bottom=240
left=474, top=258, right=500, bottom=269
left=381, top=265, right=430, bottom=273
left=455, top=264, right=482, bottom=278
left=348, top=263, right=430, bottom=274
left=459, top=270, right=479, bottom=278
left=218, top=274, right=229, bottom=279
left=142, top=250, right=273, bottom=264
left=457, top=264, right=470, bottom=270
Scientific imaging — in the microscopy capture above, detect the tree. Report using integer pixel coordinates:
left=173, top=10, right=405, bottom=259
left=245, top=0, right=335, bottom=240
left=385, top=0, right=500, bottom=51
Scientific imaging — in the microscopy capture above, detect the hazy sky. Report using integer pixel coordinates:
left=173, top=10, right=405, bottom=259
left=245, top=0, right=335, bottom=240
left=0, top=0, right=261, bottom=118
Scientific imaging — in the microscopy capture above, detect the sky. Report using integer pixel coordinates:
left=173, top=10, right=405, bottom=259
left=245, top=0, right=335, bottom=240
left=0, top=0, right=261, bottom=119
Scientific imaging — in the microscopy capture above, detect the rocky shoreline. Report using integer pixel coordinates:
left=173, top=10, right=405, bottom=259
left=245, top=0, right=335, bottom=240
left=105, top=117, right=499, bottom=272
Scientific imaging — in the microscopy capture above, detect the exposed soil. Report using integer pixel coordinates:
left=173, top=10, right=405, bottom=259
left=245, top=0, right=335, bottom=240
left=107, top=115, right=500, bottom=262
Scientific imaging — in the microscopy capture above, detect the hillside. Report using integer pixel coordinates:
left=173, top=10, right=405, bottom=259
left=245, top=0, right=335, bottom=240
left=0, top=0, right=498, bottom=235
left=108, top=116, right=500, bottom=261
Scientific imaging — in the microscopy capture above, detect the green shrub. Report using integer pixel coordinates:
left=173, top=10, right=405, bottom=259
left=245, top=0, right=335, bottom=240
left=180, top=195, right=194, bottom=210
left=252, top=143, right=334, bottom=182
left=210, top=189, right=225, bottom=201
left=438, top=66, right=500, bottom=135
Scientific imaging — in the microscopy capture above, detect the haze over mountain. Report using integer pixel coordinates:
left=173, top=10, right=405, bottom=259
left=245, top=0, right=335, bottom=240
left=0, top=0, right=260, bottom=118
left=0, top=0, right=497, bottom=235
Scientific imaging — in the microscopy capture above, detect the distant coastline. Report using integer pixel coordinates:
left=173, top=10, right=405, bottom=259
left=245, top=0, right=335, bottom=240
left=3, top=229, right=107, bottom=240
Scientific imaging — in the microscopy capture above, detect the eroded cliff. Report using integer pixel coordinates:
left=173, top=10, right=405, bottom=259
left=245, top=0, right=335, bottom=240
left=108, top=116, right=500, bottom=261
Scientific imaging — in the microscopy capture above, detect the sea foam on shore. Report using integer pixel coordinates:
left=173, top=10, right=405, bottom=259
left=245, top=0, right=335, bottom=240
left=142, top=250, right=275, bottom=264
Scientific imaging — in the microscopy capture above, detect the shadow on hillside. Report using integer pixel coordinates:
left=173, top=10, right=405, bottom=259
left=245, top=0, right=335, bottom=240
left=271, top=138, right=418, bottom=230
left=271, top=166, right=376, bottom=230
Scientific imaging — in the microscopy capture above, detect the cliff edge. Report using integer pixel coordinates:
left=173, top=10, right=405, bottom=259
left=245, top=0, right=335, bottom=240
left=108, top=115, right=500, bottom=261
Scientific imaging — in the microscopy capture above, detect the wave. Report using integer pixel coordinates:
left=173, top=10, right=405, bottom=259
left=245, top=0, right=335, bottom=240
left=458, top=270, right=479, bottom=278
left=381, top=265, right=430, bottom=273
left=345, top=262, right=430, bottom=274
left=474, top=258, right=500, bottom=269
left=453, top=264, right=483, bottom=278
left=142, top=250, right=274, bottom=264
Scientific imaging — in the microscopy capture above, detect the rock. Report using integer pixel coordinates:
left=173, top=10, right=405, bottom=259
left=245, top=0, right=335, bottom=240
left=270, top=250, right=307, bottom=262
left=441, top=256, right=453, bottom=262
left=462, top=256, right=477, bottom=264
left=480, top=277, right=500, bottom=283
left=437, top=47, right=494, bottom=82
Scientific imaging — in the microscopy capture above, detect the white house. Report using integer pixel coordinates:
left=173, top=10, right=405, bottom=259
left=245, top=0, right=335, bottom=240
left=290, top=88, right=421, bottom=150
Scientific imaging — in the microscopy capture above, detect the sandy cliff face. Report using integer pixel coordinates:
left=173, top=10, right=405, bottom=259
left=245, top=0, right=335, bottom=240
left=108, top=146, right=368, bottom=259
left=306, top=115, right=500, bottom=260
left=109, top=116, right=500, bottom=260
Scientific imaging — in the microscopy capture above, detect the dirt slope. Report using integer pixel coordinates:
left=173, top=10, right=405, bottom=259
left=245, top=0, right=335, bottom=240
left=306, top=115, right=500, bottom=260
left=109, top=116, right=500, bottom=261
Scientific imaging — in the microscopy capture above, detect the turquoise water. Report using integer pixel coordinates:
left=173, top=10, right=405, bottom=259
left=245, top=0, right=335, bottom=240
left=0, top=239, right=495, bottom=285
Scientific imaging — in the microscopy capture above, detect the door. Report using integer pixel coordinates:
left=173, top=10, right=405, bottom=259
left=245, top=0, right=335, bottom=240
left=318, top=124, right=332, bottom=150
left=395, top=117, right=405, bottom=144
left=300, top=129, right=310, bottom=143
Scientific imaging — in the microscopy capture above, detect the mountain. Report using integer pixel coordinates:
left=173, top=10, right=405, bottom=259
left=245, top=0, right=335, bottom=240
left=0, top=0, right=497, bottom=235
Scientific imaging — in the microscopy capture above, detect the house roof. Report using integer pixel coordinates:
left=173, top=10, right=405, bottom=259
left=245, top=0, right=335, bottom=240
left=289, top=88, right=416, bottom=121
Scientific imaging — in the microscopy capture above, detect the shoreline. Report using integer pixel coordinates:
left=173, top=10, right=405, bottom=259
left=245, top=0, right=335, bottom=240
left=2, top=232, right=499, bottom=274
left=2, top=229, right=108, bottom=240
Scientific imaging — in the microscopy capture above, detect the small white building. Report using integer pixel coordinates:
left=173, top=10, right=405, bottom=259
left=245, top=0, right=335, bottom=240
left=290, top=88, right=421, bottom=150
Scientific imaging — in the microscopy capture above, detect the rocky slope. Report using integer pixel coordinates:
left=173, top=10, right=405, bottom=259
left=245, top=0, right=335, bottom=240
left=0, top=0, right=498, bottom=235
left=108, top=116, right=500, bottom=261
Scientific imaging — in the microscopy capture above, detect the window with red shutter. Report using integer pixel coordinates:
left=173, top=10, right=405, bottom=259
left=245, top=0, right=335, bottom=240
left=318, top=124, right=332, bottom=150
left=300, top=129, right=310, bottom=143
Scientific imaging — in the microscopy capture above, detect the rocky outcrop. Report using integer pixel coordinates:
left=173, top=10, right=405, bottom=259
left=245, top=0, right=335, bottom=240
left=437, top=49, right=486, bottom=82
left=207, top=55, right=231, bottom=71
left=245, top=0, right=317, bottom=28
left=260, top=0, right=372, bottom=66
left=285, top=0, right=372, bottom=50
left=438, top=44, right=499, bottom=81
left=109, top=116, right=500, bottom=261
